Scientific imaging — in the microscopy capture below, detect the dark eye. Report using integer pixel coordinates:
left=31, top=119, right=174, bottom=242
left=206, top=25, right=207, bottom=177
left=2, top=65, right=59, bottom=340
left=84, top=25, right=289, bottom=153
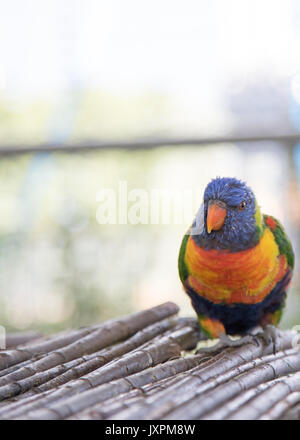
left=238, top=200, right=247, bottom=210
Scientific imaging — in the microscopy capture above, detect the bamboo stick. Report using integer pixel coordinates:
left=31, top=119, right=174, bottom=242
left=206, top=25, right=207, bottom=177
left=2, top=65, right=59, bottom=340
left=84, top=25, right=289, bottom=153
left=0, top=302, right=179, bottom=372
left=108, top=346, right=261, bottom=419
left=0, top=327, right=101, bottom=371
left=262, top=391, right=300, bottom=419
left=202, top=349, right=297, bottom=420
left=281, top=395, right=300, bottom=420
left=11, top=325, right=198, bottom=419
left=0, top=303, right=298, bottom=421
left=0, top=354, right=203, bottom=419
left=0, top=316, right=178, bottom=399
left=115, top=348, right=293, bottom=421
left=37, top=317, right=181, bottom=393
left=0, top=318, right=185, bottom=402
left=68, top=354, right=206, bottom=420
left=4, top=332, right=42, bottom=349
left=0, top=358, right=38, bottom=379
left=72, top=390, right=145, bottom=420
left=0, top=320, right=191, bottom=418
left=163, top=352, right=300, bottom=420
left=227, top=372, right=300, bottom=419
left=109, top=332, right=299, bottom=420
left=0, top=302, right=179, bottom=388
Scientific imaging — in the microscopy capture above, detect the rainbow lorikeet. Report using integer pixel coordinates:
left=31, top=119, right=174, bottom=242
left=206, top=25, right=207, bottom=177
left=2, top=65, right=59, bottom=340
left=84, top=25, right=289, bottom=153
left=178, top=177, right=294, bottom=348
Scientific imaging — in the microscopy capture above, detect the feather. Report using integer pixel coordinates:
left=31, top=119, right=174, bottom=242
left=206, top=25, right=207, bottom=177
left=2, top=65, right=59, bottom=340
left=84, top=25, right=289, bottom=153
left=178, top=177, right=294, bottom=338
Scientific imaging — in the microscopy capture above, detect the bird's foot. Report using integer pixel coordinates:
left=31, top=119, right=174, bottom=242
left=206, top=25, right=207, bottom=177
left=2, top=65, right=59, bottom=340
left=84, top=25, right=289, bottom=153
left=252, top=325, right=282, bottom=354
left=195, top=332, right=256, bottom=354
left=195, top=339, right=226, bottom=354
left=218, top=332, right=255, bottom=347
left=196, top=325, right=282, bottom=355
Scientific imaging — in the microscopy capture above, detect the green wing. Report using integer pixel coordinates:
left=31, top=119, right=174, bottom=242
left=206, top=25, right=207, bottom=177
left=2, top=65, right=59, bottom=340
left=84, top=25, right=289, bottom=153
left=178, top=233, right=190, bottom=283
left=263, top=214, right=295, bottom=270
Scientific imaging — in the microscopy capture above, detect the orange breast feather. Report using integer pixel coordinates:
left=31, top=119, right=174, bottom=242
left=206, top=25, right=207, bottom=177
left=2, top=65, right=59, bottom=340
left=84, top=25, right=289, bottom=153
left=185, top=228, right=288, bottom=304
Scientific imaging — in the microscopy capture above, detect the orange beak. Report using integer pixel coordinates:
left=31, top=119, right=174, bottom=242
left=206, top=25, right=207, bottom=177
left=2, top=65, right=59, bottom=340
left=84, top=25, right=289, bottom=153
left=207, top=202, right=226, bottom=234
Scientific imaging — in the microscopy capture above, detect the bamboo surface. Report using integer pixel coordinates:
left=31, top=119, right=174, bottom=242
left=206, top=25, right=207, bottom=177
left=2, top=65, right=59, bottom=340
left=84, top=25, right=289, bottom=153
left=0, top=301, right=299, bottom=420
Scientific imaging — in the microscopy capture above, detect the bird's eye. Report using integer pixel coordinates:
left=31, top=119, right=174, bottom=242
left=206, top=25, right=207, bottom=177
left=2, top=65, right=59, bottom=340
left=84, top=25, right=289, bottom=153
left=238, top=200, right=247, bottom=210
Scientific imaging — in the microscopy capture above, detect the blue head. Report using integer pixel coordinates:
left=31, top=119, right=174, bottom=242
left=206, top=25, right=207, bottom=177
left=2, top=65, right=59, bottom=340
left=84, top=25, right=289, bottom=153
left=192, top=177, right=262, bottom=251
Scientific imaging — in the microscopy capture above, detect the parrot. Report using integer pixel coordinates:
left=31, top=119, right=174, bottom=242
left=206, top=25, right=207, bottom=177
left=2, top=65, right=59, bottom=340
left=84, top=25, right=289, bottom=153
left=178, top=177, right=294, bottom=350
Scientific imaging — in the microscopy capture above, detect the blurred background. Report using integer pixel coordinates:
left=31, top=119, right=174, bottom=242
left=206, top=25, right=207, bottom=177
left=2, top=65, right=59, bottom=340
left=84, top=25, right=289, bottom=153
left=0, top=0, right=300, bottom=333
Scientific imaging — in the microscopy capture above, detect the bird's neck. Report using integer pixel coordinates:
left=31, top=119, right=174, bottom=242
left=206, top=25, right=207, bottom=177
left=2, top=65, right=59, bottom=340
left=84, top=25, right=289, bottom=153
left=191, top=222, right=261, bottom=252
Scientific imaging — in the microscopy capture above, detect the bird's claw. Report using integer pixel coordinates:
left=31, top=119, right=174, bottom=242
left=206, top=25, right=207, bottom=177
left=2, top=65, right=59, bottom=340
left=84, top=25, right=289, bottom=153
left=195, top=339, right=226, bottom=354
left=196, top=325, right=282, bottom=355
left=218, top=332, right=255, bottom=347
left=196, top=332, right=257, bottom=354
left=255, top=325, right=282, bottom=354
